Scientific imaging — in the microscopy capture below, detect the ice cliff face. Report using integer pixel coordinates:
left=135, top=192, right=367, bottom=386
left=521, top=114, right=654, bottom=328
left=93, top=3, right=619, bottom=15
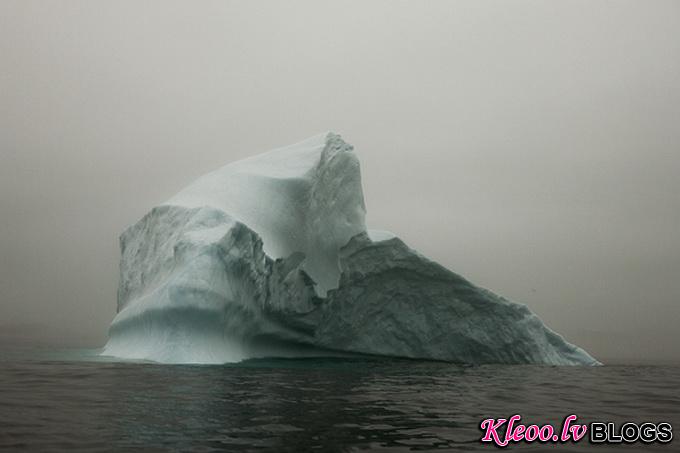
left=103, top=133, right=599, bottom=365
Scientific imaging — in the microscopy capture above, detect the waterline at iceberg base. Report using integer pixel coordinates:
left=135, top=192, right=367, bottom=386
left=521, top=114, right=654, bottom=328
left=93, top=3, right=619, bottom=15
left=103, top=133, right=599, bottom=366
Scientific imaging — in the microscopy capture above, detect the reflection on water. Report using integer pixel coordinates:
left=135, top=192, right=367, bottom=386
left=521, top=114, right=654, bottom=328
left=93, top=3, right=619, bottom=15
left=0, top=351, right=678, bottom=451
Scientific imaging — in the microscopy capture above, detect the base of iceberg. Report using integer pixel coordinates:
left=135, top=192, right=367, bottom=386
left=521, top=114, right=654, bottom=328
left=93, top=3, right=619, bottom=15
left=103, top=133, right=599, bottom=365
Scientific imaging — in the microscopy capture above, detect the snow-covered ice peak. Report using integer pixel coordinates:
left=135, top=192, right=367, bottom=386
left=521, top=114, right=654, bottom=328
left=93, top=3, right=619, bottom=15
left=167, top=132, right=365, bottom=294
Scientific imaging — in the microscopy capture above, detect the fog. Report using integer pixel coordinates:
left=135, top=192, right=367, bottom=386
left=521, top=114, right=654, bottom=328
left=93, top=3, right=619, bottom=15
left=1, top=1, right=679, bottom=362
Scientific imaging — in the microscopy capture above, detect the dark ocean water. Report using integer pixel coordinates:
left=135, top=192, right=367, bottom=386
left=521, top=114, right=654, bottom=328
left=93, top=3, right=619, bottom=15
left=0, top=348, right=678, bottom=452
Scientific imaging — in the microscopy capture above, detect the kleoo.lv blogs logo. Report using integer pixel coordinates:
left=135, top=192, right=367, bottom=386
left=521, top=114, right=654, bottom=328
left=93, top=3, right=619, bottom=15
left=480, top=414, right=672, bottom=447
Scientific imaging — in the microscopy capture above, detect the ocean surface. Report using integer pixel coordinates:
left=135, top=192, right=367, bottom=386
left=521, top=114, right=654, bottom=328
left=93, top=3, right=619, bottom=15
left=0, top=347, right=678, bottom=452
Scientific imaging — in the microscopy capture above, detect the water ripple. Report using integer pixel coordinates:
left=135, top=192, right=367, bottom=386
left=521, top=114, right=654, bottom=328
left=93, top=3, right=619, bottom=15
left=0, top=354, right=678, bottom=451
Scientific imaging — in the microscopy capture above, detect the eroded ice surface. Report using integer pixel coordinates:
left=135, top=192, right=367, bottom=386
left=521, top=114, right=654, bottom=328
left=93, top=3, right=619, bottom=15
left=103, top=133, right=599, bottom=365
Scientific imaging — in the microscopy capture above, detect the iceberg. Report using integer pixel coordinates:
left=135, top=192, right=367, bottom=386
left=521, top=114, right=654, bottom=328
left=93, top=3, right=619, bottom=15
left=103, top=133, right=599, bottom=365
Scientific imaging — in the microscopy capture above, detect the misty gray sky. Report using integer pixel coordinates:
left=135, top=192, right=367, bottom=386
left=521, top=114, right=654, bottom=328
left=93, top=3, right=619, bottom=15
left=1, top=1, right=679, bottom=362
